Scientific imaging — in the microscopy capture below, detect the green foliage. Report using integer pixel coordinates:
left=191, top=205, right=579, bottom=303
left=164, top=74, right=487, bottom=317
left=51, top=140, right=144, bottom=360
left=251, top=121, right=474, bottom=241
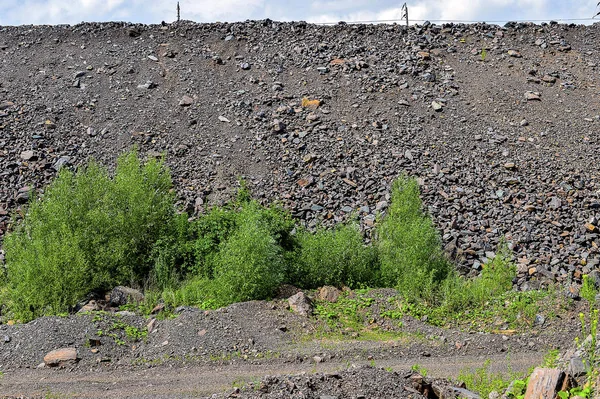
left=314, top=290, right=375, bottom=330
left=458, top=360, right=523, bottom=399
left=210, top=203, right=286, bottom=305
left=558, top=386, right=593, bottom=399
left=543, top=349, right=560, bottom=368
left=441, top=240, right=516, bottom=312
left=3, top=150, right=174, bottom=321
left=124, top=325, right=147, bottom=341
left=581, top=274, right=598, bottom=307
left=411, top=364, right=428, bottom=377
left=291, top=223, right=377, bottom=289
left=576, top=274, right=600, bottom=382
left=377, top=175, right=452, bottom=303
left=1, top=151, right=521, bottom=330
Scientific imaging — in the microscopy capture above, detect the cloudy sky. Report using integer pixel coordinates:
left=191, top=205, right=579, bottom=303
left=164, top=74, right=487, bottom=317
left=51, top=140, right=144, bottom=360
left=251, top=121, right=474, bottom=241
left=0, top=0, right=599, bottom=26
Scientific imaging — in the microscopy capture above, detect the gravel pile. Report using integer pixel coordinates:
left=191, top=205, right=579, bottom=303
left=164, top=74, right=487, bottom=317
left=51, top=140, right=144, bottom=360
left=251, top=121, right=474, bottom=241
left=1, top=21, right=600, bottom=289
left=206, top=366, right=430, bottom=399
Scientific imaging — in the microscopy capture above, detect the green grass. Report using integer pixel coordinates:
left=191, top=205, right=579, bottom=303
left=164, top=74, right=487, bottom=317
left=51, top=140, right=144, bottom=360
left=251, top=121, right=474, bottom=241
left=457, top=360, right=527, bottom=399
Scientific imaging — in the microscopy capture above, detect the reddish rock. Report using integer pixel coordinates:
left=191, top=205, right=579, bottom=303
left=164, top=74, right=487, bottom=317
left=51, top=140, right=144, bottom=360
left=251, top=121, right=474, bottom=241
left=317, top=286, right=341, bottom=303
left=43, top=348, right=78, bottom=367
left=524, top=368, right=564, bottom=399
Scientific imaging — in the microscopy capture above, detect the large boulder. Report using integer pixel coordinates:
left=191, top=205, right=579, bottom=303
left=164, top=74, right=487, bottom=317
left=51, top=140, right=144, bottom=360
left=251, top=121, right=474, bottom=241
left=317, top=286, right=341, bottom=303
left=109, top=286, right=144, bottom=307
left=288, top=292, right=313, bottom=316
left=43, top=347, right=78, bottom=367
left=524, top=368, right=565, bottom=399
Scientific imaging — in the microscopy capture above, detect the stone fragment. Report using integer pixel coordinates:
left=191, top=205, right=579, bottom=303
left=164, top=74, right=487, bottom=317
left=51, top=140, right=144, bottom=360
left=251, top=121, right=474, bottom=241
left=431, top=101, right=443, bottom=111
left=147, top=318, right=157, bottom=334
left=525, top=91, right=541, bottom=101
left=137, top=81, right=155, bottom=90
left=20, top=150, right=35, bottom=161
left=272, top=119, right=285, bottom=132
left=179, top=95, right=194, bottom=106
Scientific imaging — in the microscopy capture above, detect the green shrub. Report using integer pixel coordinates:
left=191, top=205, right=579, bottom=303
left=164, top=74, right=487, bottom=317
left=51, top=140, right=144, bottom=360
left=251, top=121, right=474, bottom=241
left=377, top=175, right=452, bottom=303
left=151, top=193, right=294, bottom=286
left=210, top=202, right=286, bottom=305
left=3, top=151, right=174, bottom=321
left=291, top=223, right=377, bottom=289
left=442, top=240, right=516, bottom=312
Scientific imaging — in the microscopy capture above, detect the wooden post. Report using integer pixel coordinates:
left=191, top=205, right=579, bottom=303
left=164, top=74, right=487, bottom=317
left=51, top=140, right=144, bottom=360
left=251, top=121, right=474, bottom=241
left=401, top=3, right=409, bottom=26
left=177, top=2, right=181, bottom=22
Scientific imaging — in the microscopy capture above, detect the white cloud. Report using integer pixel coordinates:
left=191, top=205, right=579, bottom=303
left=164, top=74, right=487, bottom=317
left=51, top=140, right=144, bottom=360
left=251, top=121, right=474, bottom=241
left=148, top=0, right=266, bottom=22
left=1, top=0, right=598, bottom=26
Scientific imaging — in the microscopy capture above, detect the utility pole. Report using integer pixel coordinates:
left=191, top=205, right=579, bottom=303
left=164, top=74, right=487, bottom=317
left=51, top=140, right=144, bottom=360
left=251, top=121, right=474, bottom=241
left=177, top=2, right=181, bottom=22
left=401, top=3, right=409, bottom=26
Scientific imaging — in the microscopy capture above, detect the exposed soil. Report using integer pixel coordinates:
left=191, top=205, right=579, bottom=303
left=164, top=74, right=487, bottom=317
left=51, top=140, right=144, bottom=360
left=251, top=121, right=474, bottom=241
left=0, top=288, right=588, bottom=398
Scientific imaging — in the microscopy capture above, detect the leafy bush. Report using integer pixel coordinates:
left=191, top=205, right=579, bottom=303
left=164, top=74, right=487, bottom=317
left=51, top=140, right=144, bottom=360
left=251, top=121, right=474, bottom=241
left=210, top=203, right=286, bottom=305
left=150, top=192, right=294, bottom=286
left=3, top=151, right=174, bottom=321
left=441, top=240, right=516, bottom=312
left=291, top=223, right=377, bottom=289
left=377, top=175, right=452, bottom=303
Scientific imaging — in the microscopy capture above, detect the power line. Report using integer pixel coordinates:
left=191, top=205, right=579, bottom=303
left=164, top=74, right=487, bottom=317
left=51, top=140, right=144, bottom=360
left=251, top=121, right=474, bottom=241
left=314, top=17, right=597, bottom=26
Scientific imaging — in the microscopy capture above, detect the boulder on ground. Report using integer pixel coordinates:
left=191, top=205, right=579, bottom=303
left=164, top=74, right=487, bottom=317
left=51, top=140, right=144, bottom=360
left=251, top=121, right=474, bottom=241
left=43, top=347, right=78, bottom=367
left=109, top=286, right=144, bottom=307
left=524, top=368, right=564, bottom=399
left=317, top=286, right=341, bottom=303
left=288, top=292, right=313, bottom=316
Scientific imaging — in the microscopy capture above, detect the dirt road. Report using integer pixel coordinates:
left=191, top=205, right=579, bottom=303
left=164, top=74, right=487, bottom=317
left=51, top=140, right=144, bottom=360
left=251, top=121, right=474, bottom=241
left=1, top=352, right=544, bottom=398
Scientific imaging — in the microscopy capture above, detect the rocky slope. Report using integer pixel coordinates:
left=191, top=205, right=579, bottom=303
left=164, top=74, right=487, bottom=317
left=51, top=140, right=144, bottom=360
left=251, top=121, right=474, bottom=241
left=1, top=20, right=600, bottom=289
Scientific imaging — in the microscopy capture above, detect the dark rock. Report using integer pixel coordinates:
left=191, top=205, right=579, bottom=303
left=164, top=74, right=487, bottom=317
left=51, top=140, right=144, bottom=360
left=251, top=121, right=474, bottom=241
left=109, top=286, right=144, bottom=307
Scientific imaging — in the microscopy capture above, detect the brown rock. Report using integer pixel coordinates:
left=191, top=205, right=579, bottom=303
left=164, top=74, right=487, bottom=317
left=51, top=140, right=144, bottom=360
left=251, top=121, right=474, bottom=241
left=43, top=348, right=78, bottom=367
left=20, top=150, right=35, bottom=161
left=78, top=300, right=100, bottom=313
left=524, top=368, right=564, bottom=399
left=585, top=223, right=598, bottom=233
left=151, top=303, right=165, bottom=314
left=147, top=318, right=157, bottom=334
left=317, top=286, right=341, bottom=303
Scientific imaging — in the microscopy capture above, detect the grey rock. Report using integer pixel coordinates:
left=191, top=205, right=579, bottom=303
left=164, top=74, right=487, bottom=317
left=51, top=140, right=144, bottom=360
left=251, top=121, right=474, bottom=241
left=288, top=292, right=313, bottom=316
left=109, top=286, right=144, bottom=307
